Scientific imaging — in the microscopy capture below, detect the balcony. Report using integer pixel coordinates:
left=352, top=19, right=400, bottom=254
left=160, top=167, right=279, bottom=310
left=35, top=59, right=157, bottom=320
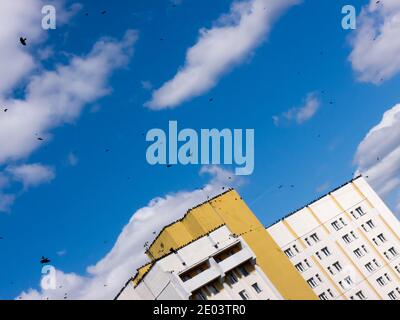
left=182, top=266, right=221, bottom=293
left=217, top=247, right=255, bottom=273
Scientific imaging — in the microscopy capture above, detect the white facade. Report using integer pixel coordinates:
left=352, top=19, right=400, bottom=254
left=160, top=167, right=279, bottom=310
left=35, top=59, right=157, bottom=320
left=116, top=225, right=283, bottom=300
left=267, top=176, right=400, bottom=300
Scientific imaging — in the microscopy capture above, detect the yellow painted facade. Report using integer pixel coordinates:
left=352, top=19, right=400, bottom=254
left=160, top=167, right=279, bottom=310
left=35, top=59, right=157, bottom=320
left=135, top=189, right=317, bottom=300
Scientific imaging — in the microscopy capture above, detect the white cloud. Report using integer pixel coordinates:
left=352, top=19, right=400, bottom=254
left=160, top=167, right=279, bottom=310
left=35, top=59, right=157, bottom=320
left=354, top=104, right=400, bottom=208
left=18, top=166, right=240, bottom=300
left=57, top=250, right=67, bottom=257
left=273, top=92, right=320, bottom=126
left=0, top=0, right=44, bottom=95
left=316, top=181, right=331, bottom=194
left=0, top=193, right=15, bottom=213
left=0, top=0, right=81, bottom=96
left=0, top=173, right=9, bottom=189
left=6, top=163, right=55, bottom=189
left=0, top=30, right=138, bottom=165
left=349, top=0, right=400, bottom=83
left=146, top=0, right=299, bottom=110
left=67, top=152, right=79, bottom=167
left=0, top=0, right=138, bottom=213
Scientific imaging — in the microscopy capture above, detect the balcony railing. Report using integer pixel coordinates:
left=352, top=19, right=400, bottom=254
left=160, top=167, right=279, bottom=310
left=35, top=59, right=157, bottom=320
left=217, top=247, right=255, bottom=273
left=182, top=266, right=221, bottom=293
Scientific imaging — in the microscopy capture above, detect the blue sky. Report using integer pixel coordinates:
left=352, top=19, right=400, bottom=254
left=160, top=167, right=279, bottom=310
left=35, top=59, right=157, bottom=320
left=1, top=0, right=400, bottom=299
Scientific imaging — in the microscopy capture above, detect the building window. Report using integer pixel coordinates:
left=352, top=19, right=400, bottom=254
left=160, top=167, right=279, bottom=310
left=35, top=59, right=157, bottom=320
left=226, top=271, right=238, bottom=284
left=319, top=292, right=329, bottom=300
left=339, top=217, right=347, bottom=226
left=350, top=211, right=358, bottom=219
left=293, top=244, right=300, bottom=253
left=353, top=248, right=364, bottom=258
left=310, top=233, right=320, bottom=243
left=305, top=237, right=311, bottom=246
left=366, top=219, right=375, bottom=229
left=355, top=206, right=366, bottom=216
left=333, top=261, right=342, bottom=272
left=372, top=238, right=379, bottom=246
left=307, top=277, right=318, bottom=289
left=376, top=277, right=386, bottom=286
left=389, top=247, right=398, bottom=258
left=355, top=290, right=366, bottom=300
left=350, top=231, right=358, bottom=239
left=395, top=266, right=400, bottom=274
left=316, top=274, right=323, bottom=283
left=284, top=248, right=294, bottom=258
left=384, top=273, right=391, bottom=282
left=327, top=289, right=334, bottom=298
left=239, top=265, right=249, bottom=277
left=328, top=266, right=334, bottom=275
left=344, top=276, right=353, bottom=286
left=361, top=245, right=368, bottom=253
left=304, top=259, right=311, bottom=268
left=384, top=252, right=390, bottom=260
left=388, top=291, right=398, bottom=300
left=377, top=233, right=387, bottom=243
left=342, top=234, right=352, bottom=244
left=194, top=290, right=207, bottom=300
left=295, top=262, right=305, bottom=273
left=373, top=259, right=380, bottom=267
left=321, top=247, right=331, bottom=257
left=239, top=290, right=250, bottom=300
left=365, top=262, right=375, bottom=273
left=331, top=221, right=341, bottom=231
left=208, top=283, right=219, bottom=295
left=316, top=252, right=322, bottom=260
left=252, top=282, right=262, bottom=294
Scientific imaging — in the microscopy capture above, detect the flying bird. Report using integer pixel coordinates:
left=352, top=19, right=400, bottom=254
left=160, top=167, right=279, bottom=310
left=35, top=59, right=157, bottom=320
left=40, top=256, right=51, bottom=264
left=101, top=10, right=107, bottom=15
left=20, top=37, right=27, bottom=46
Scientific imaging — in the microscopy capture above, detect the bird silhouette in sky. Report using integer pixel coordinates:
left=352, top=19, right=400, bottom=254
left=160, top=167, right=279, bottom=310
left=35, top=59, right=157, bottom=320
left=20, top=37, right=27, bottom=46
left=40, top=256, right=51, bottom=264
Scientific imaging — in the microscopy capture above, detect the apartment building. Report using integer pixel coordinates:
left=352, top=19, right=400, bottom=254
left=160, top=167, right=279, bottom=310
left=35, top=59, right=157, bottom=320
left=116, top=176, right=400, bottom=300
left=116, top=188, right=316, bottom=300
left=267, top=176, right=400, bottom=300
left=117, top=225, right=283, bottom=300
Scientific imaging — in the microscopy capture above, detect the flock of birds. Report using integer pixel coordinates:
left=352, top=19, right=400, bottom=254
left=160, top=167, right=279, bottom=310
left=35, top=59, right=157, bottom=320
left=2, top=1, right=385, bottom=299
